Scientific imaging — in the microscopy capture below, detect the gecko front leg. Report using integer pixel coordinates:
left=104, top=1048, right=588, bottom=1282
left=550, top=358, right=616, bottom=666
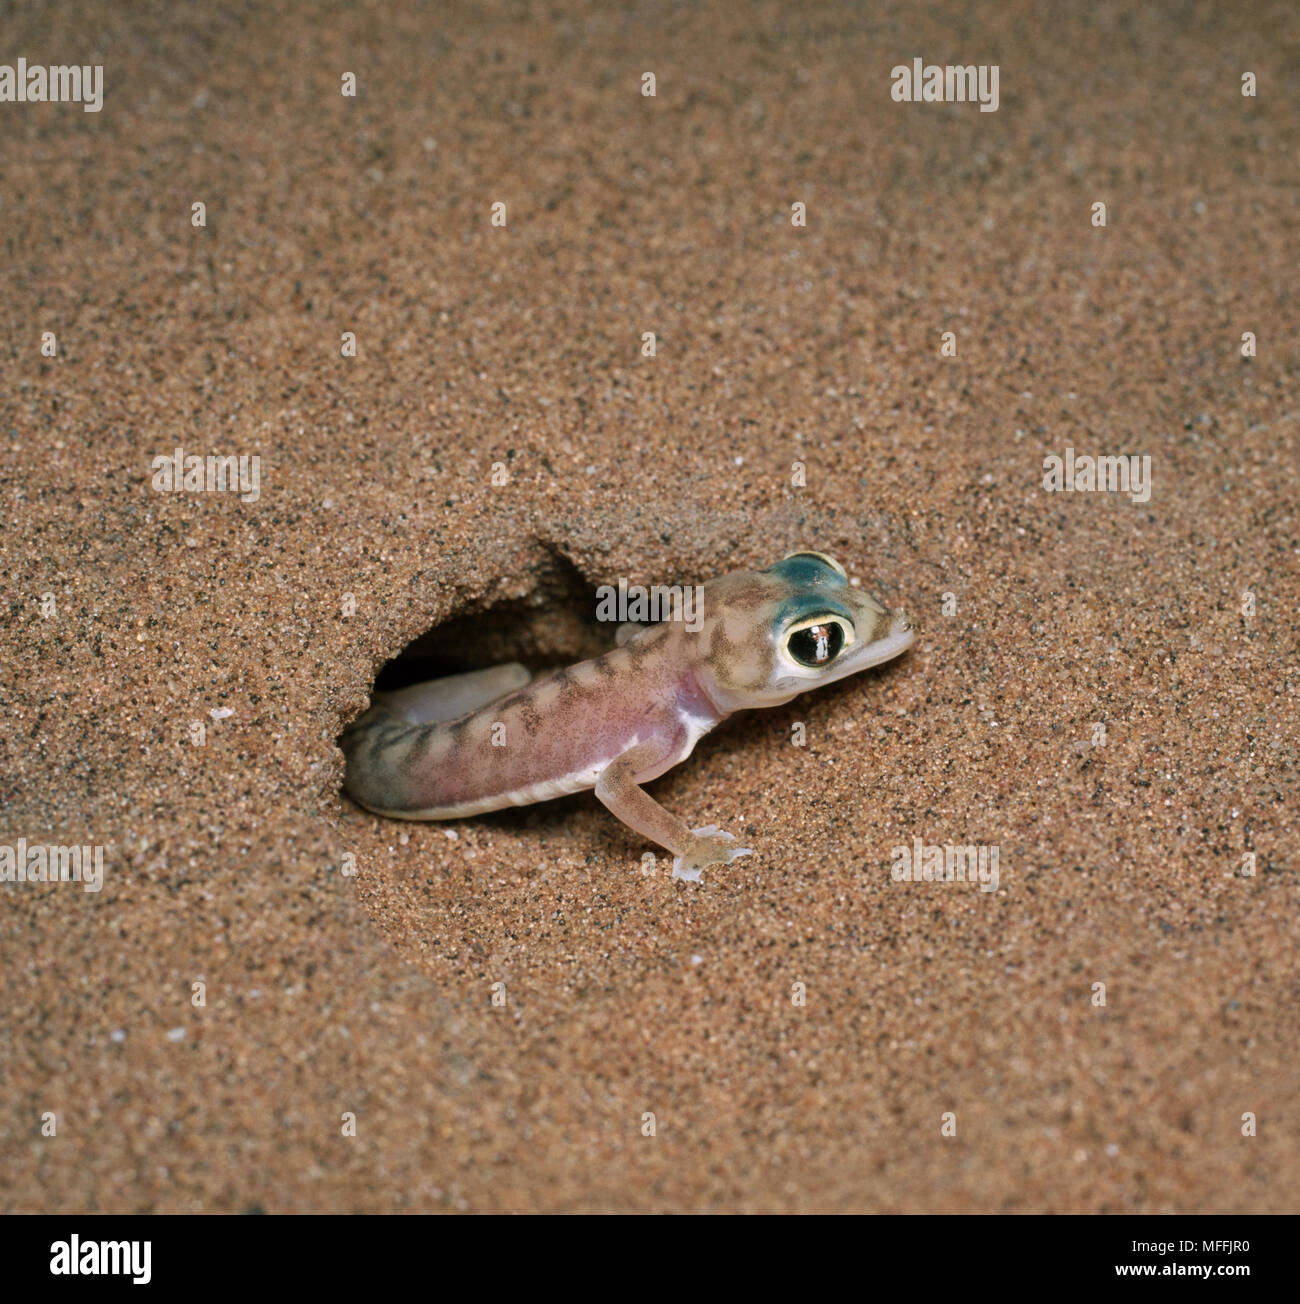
left=594, top=739, right=752, bottom=882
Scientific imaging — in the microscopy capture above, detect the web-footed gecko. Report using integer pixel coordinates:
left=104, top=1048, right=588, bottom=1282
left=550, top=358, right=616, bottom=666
left=342, top=552, right=915, bottom=881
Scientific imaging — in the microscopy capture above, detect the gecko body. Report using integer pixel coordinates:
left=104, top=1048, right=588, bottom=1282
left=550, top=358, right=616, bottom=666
left=342, top=552, right=915, bottom=879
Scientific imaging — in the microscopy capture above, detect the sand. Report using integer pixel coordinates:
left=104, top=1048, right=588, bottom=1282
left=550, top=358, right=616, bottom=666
left=2, top=0, right=1296, bottom=1213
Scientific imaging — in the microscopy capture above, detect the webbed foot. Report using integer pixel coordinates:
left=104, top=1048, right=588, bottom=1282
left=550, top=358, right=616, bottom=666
left=671, top=825, right=754, bottom=882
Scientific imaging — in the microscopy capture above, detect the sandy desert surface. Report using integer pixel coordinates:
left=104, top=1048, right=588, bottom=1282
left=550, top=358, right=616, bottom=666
left=2, top=0, right=1296, bottom=1211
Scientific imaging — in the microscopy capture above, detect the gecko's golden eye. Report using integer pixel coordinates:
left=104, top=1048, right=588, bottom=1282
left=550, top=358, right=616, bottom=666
left=785, top=617, right=850, bottom=668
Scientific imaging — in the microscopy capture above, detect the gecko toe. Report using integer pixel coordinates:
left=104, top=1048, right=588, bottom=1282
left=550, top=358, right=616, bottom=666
left=671, top=828, right=752, bottom=881
left=671, top=858, right=704, bottom=883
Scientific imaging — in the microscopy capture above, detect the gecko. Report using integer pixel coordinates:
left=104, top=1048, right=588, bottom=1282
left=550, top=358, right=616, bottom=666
left=341, top=552, right=916, bottom=881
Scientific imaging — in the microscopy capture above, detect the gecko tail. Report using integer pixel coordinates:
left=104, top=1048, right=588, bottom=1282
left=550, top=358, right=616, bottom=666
left=371, top=662, right=531, bottom=723
left=340, top=662, right=532, bottom=817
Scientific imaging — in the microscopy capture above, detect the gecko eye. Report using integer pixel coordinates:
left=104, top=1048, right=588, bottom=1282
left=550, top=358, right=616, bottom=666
left=784, top=617, right=851, bottom=668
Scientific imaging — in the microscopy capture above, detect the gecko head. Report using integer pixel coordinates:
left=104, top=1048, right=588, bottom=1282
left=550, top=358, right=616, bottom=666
left=694, top=551, right=916, bottom=711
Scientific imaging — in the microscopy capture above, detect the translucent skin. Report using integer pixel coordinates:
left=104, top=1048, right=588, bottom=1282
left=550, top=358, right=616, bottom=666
left=342, top=553, right=915, bottom=880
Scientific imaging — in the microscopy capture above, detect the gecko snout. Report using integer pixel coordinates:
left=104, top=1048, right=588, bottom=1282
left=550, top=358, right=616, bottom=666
left=874, top=606, right=918, bottom=655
